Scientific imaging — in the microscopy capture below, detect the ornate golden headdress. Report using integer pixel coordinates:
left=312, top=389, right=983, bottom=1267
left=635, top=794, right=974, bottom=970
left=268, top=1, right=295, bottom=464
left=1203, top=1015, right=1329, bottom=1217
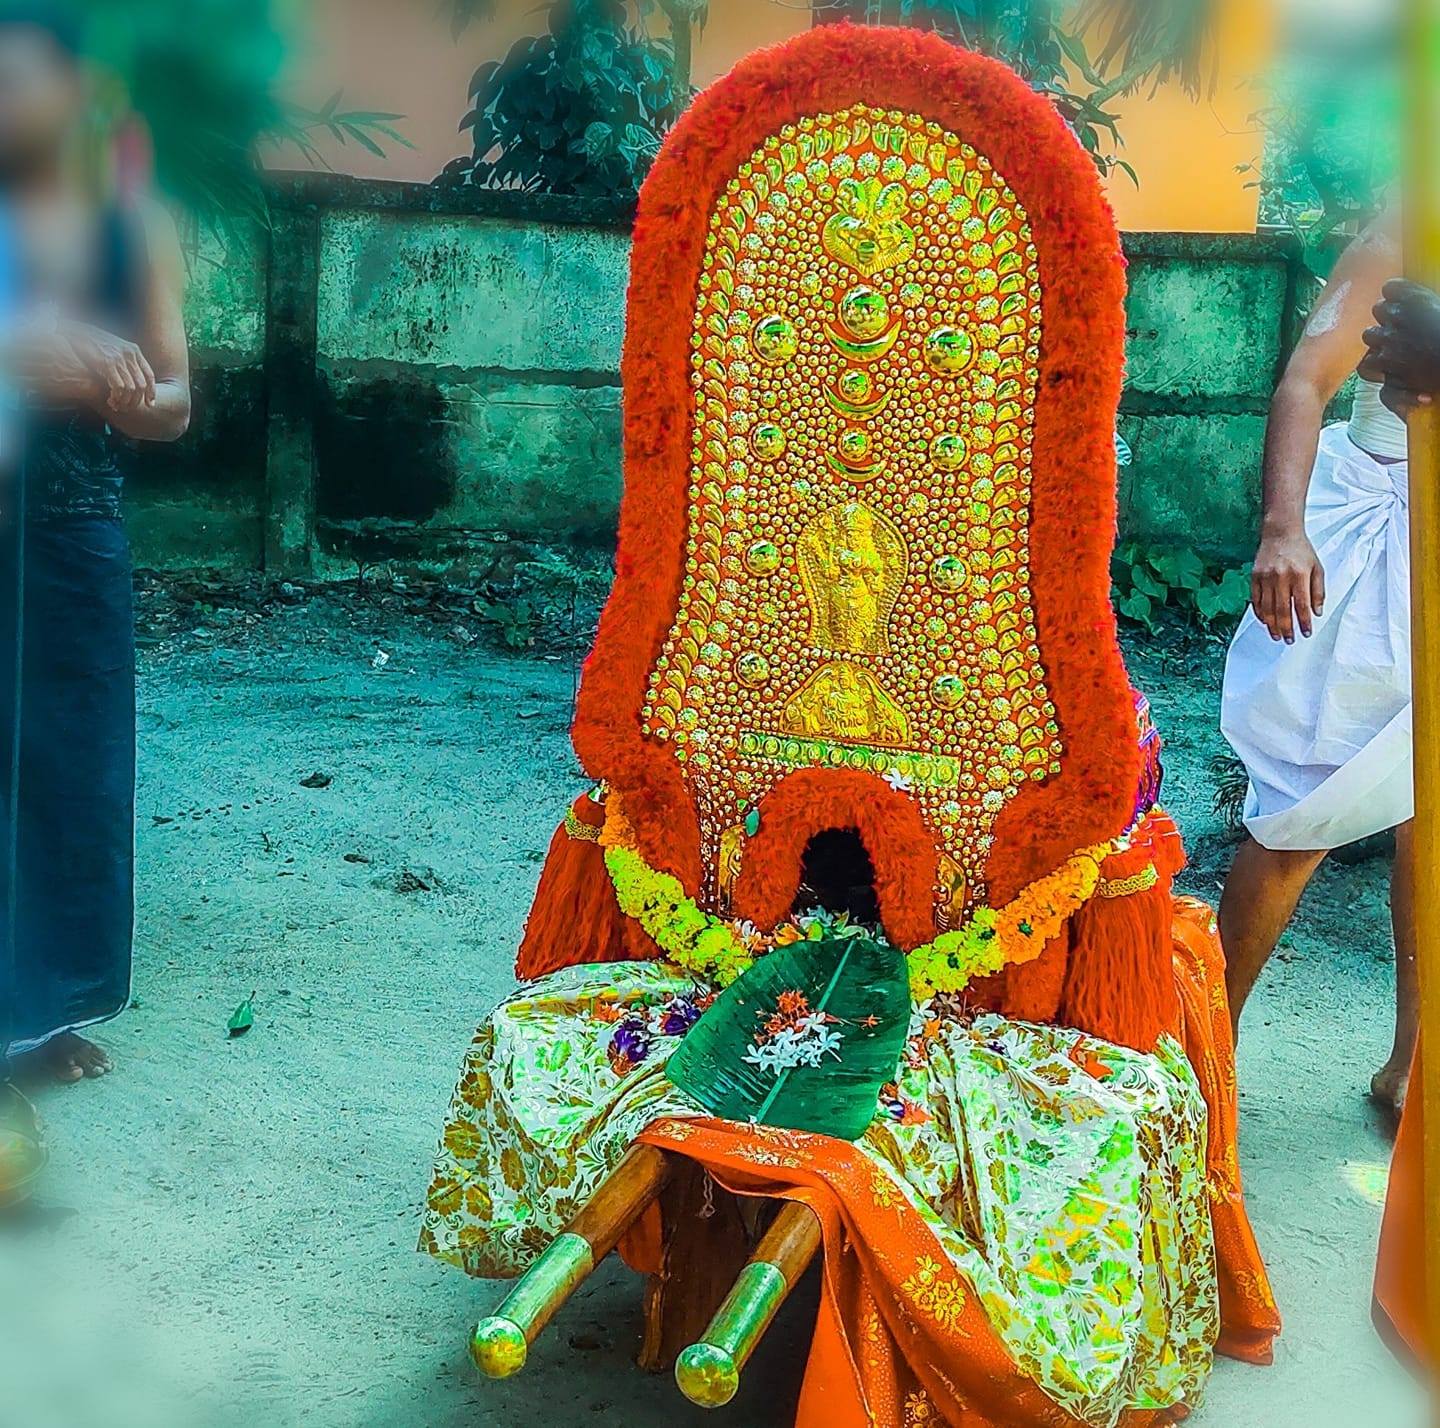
left=571, top=26, right=1139, bottom=956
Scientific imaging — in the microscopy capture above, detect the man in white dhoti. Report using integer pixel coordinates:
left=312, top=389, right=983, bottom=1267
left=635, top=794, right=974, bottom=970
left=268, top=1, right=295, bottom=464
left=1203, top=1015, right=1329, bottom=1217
left=1220, top=222, right=1418, bottom=1116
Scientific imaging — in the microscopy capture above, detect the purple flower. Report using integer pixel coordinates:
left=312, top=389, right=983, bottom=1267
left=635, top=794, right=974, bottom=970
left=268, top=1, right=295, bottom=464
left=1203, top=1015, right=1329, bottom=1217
left=608, top=1015, right=653, bottom=1075
left=659, top=996, right=704, bottom=1038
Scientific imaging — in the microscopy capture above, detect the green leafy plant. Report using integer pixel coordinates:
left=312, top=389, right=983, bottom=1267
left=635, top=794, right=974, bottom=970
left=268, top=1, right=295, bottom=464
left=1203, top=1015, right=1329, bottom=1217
left=1240, top=21, right=1398, bottom=277
left=439, top=0, right=692, bottom=197
left=266, top=92, right=416, bottom=169
left=1111, top=541, right=1250, bottom=633
left=471, top=550, right=609, bottom=653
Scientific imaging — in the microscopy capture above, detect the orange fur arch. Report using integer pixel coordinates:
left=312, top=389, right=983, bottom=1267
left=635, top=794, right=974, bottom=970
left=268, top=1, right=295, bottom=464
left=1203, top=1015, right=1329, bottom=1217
left=731, top=768, right=939, bottom=950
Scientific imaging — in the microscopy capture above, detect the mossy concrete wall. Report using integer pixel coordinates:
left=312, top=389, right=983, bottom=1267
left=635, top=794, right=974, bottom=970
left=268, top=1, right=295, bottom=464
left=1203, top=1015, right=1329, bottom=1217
left=142, top=176, right=1306, bottom=576
left=126, top=224, right=268, bottom=570
left=1118, top=233, right=1299, bottom=561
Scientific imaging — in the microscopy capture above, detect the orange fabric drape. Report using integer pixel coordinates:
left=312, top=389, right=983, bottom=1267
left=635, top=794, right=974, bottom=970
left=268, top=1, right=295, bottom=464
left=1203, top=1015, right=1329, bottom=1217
left=1376, top=1046, right=1428, bottom=1367
left=638, top=899, right=1278, bottom=1427
left=1168, top=897, right=1282, bottom=1363
left=640, top=1117, right=1181, bottom=1428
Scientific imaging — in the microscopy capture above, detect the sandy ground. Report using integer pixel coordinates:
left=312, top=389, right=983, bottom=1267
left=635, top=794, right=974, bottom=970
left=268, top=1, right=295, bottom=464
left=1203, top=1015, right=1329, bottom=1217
left=0, top=591, right=1428, bottom=1428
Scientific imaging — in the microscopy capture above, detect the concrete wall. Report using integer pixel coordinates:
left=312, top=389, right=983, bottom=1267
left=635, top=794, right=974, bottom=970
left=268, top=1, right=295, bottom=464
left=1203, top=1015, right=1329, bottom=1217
left=141, top=177, right=1307, bottom=577
left=1118, top=232, right=1300, bottom=561
left=127, top=224, right=268, bottom=570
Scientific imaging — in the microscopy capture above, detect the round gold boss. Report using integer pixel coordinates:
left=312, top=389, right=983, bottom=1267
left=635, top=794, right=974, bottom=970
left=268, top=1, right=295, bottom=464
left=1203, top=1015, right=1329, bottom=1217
left=931, top=675, right=964, bottom=708
left=735, top=652, right=770, bottom=686
left=924, top=326, right=975, bottom=375
left=751, top=423, right=786, bottom=461
left=929, top=555, right=969, bottom=593
left=930, top=433, right=968, bottom=470
left=839, top=285, right=889, bottom=338
left=745, top=540, right=781, bottom=576
left=751, top=314, right=799, bottom=365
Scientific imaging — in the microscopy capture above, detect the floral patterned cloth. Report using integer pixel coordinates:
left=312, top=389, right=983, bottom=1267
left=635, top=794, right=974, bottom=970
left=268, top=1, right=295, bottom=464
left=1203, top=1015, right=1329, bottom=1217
left=421, top=962, right=1218, bottom=1427
left=420, top=962, right=698, bottom=1276
left=863, top=1010, right=1217, bottom=1423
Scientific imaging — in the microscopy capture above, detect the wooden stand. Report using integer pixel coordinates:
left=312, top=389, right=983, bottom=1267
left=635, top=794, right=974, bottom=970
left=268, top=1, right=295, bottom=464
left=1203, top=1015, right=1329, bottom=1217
left=673, top=1202, right=823, bottom=1408
left=470, top=1144, right=672, bottom=1378
left=1405, top=0, right=1440, bottom=1359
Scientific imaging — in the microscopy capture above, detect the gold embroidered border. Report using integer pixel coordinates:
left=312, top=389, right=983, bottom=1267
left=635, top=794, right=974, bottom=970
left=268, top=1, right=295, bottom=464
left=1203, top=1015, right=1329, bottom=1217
left=1096, top=864, right=1158, bottom=899
left=564, top=808, right=602, bottom=843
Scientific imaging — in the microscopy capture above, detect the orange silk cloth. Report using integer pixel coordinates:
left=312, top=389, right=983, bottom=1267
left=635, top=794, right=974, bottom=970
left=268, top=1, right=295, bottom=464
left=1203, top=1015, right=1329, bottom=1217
left=639, top=899, right=1278, bottom=1428
left=1376, top=1046, right=1427, bottom=1368
left=1167, top=898, right=1281, bottom=1367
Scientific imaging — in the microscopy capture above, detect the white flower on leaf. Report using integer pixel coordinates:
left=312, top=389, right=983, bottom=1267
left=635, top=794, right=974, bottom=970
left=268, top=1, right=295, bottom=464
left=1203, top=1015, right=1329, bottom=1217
left=744, top=1012, right=845, bottom=1075
left=884, top=769, right=913, bottom=793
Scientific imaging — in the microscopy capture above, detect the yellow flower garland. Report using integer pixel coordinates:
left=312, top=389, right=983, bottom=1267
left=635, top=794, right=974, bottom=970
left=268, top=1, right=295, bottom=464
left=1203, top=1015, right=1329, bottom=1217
left=604, top=844, right=752, bottom=986
left=602, top=838, right=1115, bottom=1002
left=905, top=845, right=1109, bottom=1001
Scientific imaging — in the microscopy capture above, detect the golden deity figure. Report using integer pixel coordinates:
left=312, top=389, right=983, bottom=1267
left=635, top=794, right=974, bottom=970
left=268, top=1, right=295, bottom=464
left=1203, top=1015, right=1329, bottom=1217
left=821, top=176, right=917, bottom=277
left=782, top=660, right=911, bottom=747
left=798, top=501, right=906, bottom=654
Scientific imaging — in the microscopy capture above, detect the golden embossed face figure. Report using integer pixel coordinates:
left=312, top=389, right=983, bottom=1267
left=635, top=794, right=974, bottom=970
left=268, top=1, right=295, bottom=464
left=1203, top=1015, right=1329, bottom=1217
left=641, top=107, right=1064, bottom=912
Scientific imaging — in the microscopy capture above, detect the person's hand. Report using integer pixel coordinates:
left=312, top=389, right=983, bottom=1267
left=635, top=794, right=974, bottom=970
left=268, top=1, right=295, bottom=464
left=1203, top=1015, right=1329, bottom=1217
left=1359, top=278, right=1440, bottom=417
left=1251, top=529, right=1325, bottom=642
left=61, top=322, right=157, bottom=414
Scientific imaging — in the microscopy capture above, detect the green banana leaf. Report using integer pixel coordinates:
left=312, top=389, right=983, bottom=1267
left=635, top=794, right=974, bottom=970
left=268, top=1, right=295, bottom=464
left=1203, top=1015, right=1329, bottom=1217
left=666, top=932, right=910, bottom=1141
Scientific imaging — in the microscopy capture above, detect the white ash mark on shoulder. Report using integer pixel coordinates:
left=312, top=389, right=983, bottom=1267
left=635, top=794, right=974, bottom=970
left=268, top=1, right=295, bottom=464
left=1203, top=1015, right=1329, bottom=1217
left=1305, top=280, right=1351, bottom=340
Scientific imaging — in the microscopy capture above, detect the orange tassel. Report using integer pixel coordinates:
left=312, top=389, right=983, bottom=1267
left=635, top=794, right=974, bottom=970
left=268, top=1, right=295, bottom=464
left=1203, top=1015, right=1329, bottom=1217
left=515, top=795, right=659, bottom=980
left=1059, top=845, right=1179, bottom=1053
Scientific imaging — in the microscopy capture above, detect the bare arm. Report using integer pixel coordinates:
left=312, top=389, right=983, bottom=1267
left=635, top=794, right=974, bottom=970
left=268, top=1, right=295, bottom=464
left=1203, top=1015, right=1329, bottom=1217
left=1252, top=222, right=1398, bottom=641
left=74, top=200, right=190, bottom=442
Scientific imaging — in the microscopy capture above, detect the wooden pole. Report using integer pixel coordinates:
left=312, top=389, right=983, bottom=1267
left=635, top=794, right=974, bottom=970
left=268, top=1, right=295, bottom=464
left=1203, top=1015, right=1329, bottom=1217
left=470, top=1144, right=672, bottom=1378
left=673, top=1201, right=822, bottom=1408
left=1404, top=0, right=1440, bottom=1360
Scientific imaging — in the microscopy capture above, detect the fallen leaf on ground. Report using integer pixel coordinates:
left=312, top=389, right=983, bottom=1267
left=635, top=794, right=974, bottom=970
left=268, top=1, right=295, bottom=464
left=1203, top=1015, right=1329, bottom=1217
left=227, top=996, right=255, bottom=1037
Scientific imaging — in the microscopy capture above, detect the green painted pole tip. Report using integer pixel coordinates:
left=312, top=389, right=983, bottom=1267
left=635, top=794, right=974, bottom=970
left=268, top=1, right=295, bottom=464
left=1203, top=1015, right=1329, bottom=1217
left=675, top=1342, right=740, bottom=1408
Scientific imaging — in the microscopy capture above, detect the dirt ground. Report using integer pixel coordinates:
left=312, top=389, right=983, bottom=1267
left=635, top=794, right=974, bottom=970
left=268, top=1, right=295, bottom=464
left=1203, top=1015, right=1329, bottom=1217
left=0, top=585, right=1427, bottom=1428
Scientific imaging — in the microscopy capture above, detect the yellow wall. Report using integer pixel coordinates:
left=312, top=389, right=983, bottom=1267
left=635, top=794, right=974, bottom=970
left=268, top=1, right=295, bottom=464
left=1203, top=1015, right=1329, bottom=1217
left=277, top=0, right=1266, bottom=233
left=1102, top=0, right=1270, bottom=232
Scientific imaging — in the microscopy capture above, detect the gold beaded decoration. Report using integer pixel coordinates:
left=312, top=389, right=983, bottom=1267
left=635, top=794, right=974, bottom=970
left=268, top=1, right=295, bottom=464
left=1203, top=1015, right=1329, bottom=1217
left=641, top=108, right=1062, bottom=914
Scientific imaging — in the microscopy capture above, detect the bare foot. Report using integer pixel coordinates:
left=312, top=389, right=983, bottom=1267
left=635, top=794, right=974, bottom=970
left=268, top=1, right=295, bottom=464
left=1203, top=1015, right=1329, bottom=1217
left=15, top=1033, right=112, bottom=1085
left=1370, top=1060, right=1410, bottom=1122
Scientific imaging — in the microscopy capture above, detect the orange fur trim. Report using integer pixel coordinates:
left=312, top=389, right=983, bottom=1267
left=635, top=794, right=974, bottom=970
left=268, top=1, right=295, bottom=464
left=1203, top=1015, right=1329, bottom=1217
left=515, top=794, right=660, bottom=980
